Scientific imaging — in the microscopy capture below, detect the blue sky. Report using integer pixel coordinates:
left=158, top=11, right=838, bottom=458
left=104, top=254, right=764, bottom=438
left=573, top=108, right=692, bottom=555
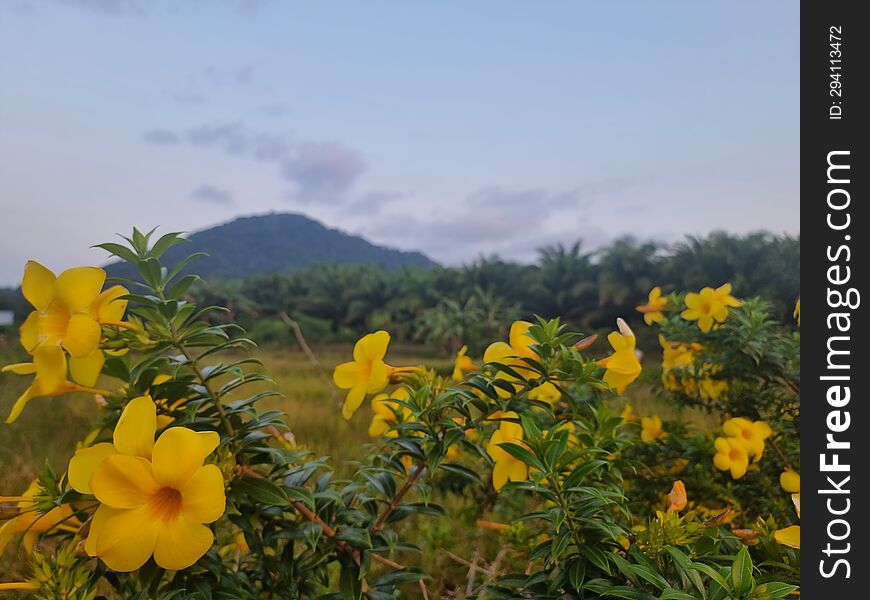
left=0, top=0, right=799, bottom=285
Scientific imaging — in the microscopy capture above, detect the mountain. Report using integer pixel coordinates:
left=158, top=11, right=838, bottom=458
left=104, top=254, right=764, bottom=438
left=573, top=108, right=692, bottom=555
left=104, top=213, right=438, bottom=280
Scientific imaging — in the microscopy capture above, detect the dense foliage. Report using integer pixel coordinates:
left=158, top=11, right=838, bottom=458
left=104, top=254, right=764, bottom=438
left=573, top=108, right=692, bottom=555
left=0, top=230, right=800, bottom=599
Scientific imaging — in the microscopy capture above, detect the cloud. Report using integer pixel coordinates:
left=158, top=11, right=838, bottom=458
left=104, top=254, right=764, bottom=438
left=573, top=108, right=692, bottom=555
left=356, top=184, right=643, bottom=264
left=49, top=0, right=145, bottom=16
left=191, top=185, right=234, bottom=206
left=343, top=191, right=403, bottom=216
left=279, top=141, right=367, bottom=199
left=148, top=121, right=367, bottom=200
left=142, top=129, right=181, bottom=145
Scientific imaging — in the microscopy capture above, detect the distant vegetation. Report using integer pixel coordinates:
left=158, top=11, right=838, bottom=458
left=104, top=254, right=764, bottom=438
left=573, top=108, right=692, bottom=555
left=0, top=228, right=799, bottom=353
left=190, top=231, right=800, bottom=352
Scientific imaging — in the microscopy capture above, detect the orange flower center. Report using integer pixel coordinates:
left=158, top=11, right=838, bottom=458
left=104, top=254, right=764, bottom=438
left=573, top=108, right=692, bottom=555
left=741, top=429, right=752, bottom=439
left=729, top=449, right=742, bottom=461
left=38, top=304, right=70, bottom=342
left=147, top=486, right=183, bottom=523
left=696, top=300, right=713, bottom=316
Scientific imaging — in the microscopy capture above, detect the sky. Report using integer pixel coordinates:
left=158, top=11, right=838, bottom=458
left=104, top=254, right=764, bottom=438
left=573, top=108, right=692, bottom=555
left=0, top=0, right=799, bottom=286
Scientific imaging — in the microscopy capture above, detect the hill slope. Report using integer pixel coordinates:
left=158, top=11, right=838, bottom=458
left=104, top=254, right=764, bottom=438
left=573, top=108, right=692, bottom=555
left=105, top=213, right=437, bottom=280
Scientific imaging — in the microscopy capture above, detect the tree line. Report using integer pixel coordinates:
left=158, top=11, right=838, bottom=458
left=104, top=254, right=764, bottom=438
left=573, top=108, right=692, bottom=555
left=0, top=231, right=799, bottom=353
left=189, top=231, right=799, bottom=353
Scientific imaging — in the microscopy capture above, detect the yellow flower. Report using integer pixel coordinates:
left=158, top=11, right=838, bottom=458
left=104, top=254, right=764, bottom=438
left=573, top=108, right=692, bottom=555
left=18, top=261, right=129, bottom=358
left=508, top=320, right=539, bottom=359
left=529, top=381, right=561, bottom=405
left=333, top=331, right=395, bottom=419
left=712, top=437, right=749, bottom=479
left=722, top=417, right=772, bottom=461
left=67, top=396, right=225, bottom=572
left=681, top=283, right=742, bottom=333
left=659, top=335, right=700, bottom=392
left=794, top=298, right=800, bottom=327
left=698, top=373, right=728, bottom=401
left=2, top=261, right=129, bottom=422
left=636, top=286, right=667, bottom=325
left=0, top=481, right=80, bottom=554
left=368, top=387, right=413, bottom=437
left=2, top=346, right=110, bottom=423
left=666, top=480, right=687, bottom=512
left=775, top=494, right=801, bottom=549
left=620, top=403, right=636, bottom=423
left=486, top=411, right=528, bottom=490
left=596, top=319, right=642, bottom=395
left=780, top=469, right=800, bottom=493
left=774, top=525, right=800, bottom=549
left=483, top=328, right=537, bottom=398
left=640, top=415, right=666, bottom=443
left=452, top=345, right=477, bottom=381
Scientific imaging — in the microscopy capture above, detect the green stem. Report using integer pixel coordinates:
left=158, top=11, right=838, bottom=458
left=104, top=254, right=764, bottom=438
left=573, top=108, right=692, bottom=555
left=174, top=341, right=237, bottom=439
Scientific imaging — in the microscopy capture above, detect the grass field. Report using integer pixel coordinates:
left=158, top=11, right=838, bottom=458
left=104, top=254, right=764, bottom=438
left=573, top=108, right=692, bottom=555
left=0, top=331, right=716, bottom=594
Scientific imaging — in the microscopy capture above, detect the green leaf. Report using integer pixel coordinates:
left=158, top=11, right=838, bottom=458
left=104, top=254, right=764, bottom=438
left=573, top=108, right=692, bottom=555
left=665, top=547, right=706, bottom=598
left=150, top=231, right=186, bottom=258
left=335, top=527, right=373, bottom=550
left=601, top=586, right=656, bottom=599
left=630, top=563, right=670, bottom=591
left=232, top=478, right=290, bottom=507
left=498, top=442, right=545, bottom=471
left=753, top=582, right=799, bottom=599
left=658, top=590, right=699, bottom=600
left=439, top=462, right=482, bottom=483
left=691, top=562, right=731, bottom=593
left=166, top=274, right=200, bottom=299
left=730, top=546, right=753, bottom=596
left=94, top=242, right=139, bottom=263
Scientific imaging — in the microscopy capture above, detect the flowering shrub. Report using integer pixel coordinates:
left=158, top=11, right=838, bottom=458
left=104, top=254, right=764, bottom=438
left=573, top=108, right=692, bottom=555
left=0, top=231, right=799, bottom=599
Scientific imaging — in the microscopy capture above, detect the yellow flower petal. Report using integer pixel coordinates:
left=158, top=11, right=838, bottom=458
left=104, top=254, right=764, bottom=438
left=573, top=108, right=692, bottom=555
left=774, top=525, right=800, bottom=549
left=366, top=359, right=390, bottom=393
left=91, top=455, right=159, bottom=509
left=152, top=427, right=209, bottom=489
left=21, top=260, right=56, bottom=311
left=179, top=465, right=226, bottom=523
left=730, top=457, right=748, bottom=479
left=780, top=470, right=800, bottom=493
left=84, top=504, right=117, bottom=557
left=483, top=341, right=514, bottom=363
left=342, top=385, right=367, bottom=419
left=333, top=361, right=364, bottom=389
left=1, top=362, right=37, bottom=375
left=19, top=311, right=39, bottom=353
left=68, top=443, right=118, bottom=494
left=69, top=349, right=105, bottom=387
left=492, top=458, right=511, bottom=491
left=198, top=431, right=220, bottom=458
left=507, top=458, right=528, bottom=484
left=152, top=516, right=214, bottom=571
left=55, top=266, right=106, bottom=312
left=5, top=385, right=38, bottom=424
left=509, top=320, right=536, bottom=358
left=94, top=506, right=158, bottom=572
left=113, top=396, right=157, bottom=459
left=92, top=285, right=128, bottom=322
left=62, top=313, right=102, bottom=358
left=33, top=345, right=67, bottom=393
left=368, top=416, right=390, bottom=437
left=353, top=330, right=390, bottom=362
